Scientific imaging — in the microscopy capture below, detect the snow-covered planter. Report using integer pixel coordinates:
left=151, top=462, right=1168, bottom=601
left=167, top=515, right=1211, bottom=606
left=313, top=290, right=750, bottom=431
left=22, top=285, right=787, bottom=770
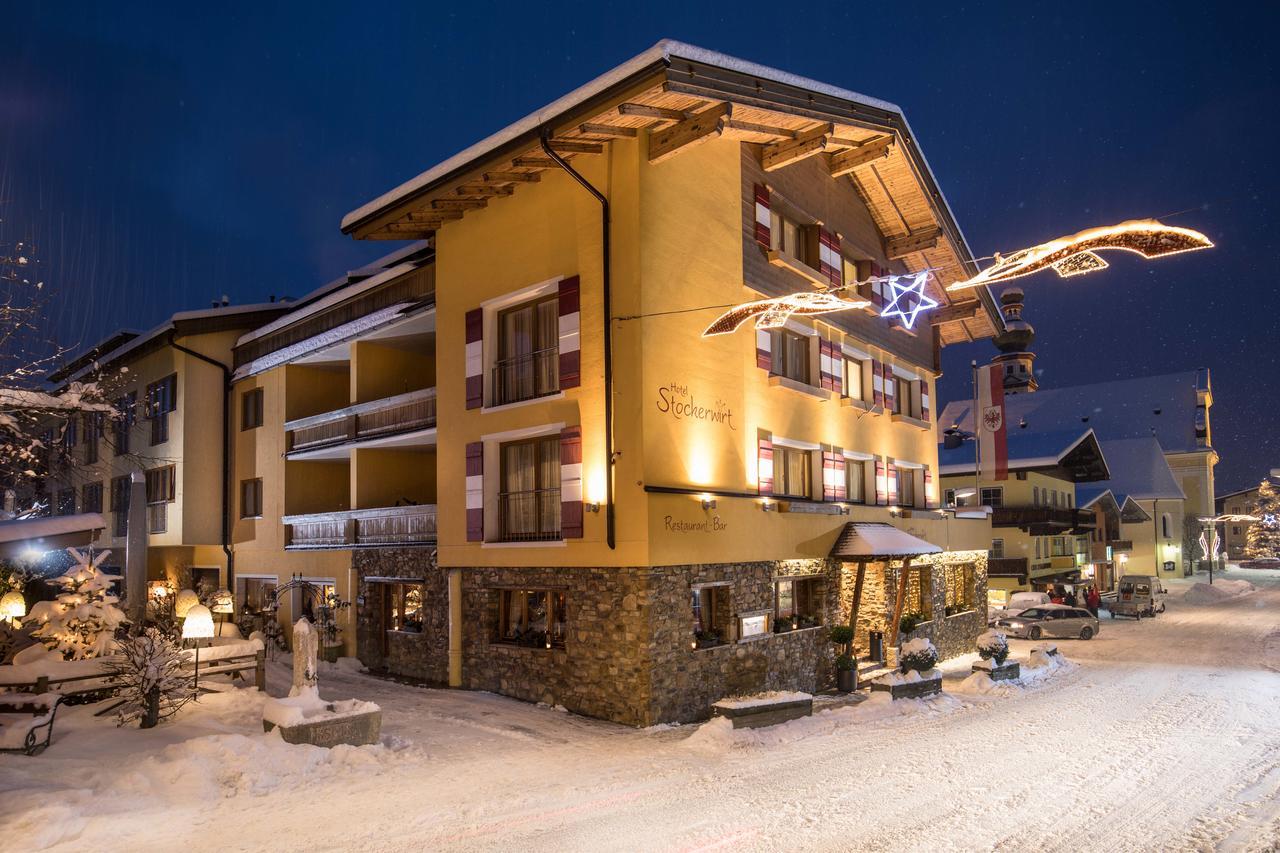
left=262, top=686, right=382, bottom=748
left=874, top=639, right=942, bottom=699
left=710, top=691, right=813, bottom=729
left=1028, top=642, right=1059, bottom=669
left=973, top=629, right=1019, bottom=680
left=898, top=637, right=938, bottom=674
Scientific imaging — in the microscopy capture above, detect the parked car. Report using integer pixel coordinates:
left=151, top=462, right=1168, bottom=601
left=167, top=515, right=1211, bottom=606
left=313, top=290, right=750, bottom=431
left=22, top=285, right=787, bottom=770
left=987, top=591, right=1051, bottom=625
left=1110, top=575, right=1167, bottom=619
left=1240, top=557, right=1280, bottom=569
left=992, top=604, right=1100, bottom=640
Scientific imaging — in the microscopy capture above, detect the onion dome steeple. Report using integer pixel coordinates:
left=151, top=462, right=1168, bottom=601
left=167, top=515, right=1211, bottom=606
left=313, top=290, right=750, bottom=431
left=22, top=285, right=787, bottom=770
left=990, top=287, right=1037, bottom=393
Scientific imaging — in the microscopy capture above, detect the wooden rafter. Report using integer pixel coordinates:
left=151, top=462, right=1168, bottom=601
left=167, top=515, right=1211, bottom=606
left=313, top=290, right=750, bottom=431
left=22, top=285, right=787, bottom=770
left=482, top=171, right=540, bottom=183
left=885, top=227, right=941, bottom=259
left=722, top=119, right=797, bottom=140
left=617, top=103, right=690, bottom=121
left=828, top=136, right=895, bottom=177
left=579, top=122, right=637, bottom=138
left=431, top=198, right=487, bottom=211
left=648, top=102, right=732, bottom=164
left=928, top=303, right=980, bottom=326
left=455, top=184, right=514, bottom=197
left=512, top=156, right=559, bottom=168
left=762, top=123, right=834, bottom=172
left=546, top=140, right=604, bottom=154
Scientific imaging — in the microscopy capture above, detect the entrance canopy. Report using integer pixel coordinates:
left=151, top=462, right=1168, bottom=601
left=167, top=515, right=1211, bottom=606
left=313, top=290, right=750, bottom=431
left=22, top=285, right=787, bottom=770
left=0, top=513, right=106, bottom=559
left=830, top=522, right=942, bottom=559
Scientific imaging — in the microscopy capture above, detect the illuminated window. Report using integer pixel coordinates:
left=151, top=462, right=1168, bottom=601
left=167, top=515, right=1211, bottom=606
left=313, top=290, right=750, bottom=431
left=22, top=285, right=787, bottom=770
left=494, top=589, right=566, bottom=649
left=493, top=295, right=559, bottom=406
left=692, top=584, right=729, bottom=648
left=843, top=357, right=864, bottom=400
left=236, top=576, right=277, bottom=614
left=145, top=374, right=177, bottom=446
left=845, top=459, right=866, bottom=504
left=383, top=582, right=424, bottom=633
left=769, top=328, right=810, bottom=384
left=896, top=466, right=916, bottom=507
left=769, top=208, right=811, bottom=265
left=774, top=577, right=822, bottom=631
left=773, top=446, right=812, bottom=499
left=498, top=436, right=561, bottom=541
left=945, top=564, right=975, bottom=612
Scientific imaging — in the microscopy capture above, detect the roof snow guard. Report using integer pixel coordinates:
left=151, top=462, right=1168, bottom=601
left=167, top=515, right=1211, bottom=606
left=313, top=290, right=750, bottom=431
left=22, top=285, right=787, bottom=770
left=830, top=522, right=942, bottom=559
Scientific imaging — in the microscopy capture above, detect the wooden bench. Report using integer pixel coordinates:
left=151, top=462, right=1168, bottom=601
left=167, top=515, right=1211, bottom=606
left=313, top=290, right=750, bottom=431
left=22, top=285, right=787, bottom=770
left=0, top=693, right=63, bottom=756
left=711, top=692, right=813, bottom=728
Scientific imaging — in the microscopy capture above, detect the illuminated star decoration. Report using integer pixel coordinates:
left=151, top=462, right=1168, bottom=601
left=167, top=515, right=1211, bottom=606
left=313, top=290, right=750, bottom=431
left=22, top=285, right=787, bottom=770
left=947, top=219, right=1213, bottom=292
left=879, top=271, right=938, bottom=330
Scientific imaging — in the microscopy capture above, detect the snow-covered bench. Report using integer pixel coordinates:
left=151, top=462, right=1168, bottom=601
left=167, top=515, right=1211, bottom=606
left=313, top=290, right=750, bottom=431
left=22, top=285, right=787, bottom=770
left=0, top=693, right=63, bottom=756
left=711, top=692, right=813, bottom=728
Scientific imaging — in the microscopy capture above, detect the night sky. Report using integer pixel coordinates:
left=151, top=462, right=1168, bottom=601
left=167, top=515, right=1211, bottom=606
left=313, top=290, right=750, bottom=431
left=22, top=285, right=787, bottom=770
left=2, top=2, right=1276, bottom=491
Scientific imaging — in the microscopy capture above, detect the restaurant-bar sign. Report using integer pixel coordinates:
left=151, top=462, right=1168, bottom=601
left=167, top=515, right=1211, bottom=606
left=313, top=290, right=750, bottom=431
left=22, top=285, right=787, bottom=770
left=656, top=382, right=736, bottom=430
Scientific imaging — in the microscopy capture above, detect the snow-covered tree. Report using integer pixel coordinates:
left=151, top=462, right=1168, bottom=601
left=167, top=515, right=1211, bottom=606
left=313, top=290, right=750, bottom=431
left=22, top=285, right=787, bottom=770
left=1244, top=480, right=1280, bottom=559
left=104, top=627, right=191, bottom=728
left=28, top=548, right=127, bottom=659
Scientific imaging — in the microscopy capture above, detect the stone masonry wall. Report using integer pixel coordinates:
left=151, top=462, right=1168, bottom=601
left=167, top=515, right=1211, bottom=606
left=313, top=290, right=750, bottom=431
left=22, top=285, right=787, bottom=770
left=354, top=548, right=449, bottom=684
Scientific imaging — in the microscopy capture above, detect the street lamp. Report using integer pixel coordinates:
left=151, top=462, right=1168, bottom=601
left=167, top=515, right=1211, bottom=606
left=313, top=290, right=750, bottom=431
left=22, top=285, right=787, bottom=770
left=174, top=589, right=200, bottom=619
left=182, top=604, right=214, bottom=696
left=0, top=590, right=25, bottom=625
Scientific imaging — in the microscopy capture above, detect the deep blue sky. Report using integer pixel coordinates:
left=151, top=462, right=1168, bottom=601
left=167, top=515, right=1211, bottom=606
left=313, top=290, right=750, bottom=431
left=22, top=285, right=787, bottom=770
left=2, top=2, right=1276, bottom=491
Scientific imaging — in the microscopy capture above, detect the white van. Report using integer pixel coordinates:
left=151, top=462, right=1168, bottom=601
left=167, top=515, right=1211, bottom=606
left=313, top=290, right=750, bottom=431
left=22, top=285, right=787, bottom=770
left=1111, top=575, right=1167, bottom=619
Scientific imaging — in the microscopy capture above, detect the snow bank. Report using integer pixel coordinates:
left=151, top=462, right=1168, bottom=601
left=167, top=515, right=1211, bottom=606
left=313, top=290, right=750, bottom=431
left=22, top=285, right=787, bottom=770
left=712, top=690, right=811, bottom=710
left=1184, top=579, right=1255, bottom=605
left=955, top=671, right=1019, bottom=697
left=262, top=685, right=380, bottom=728
left=876, top=667, right=941, bottom=686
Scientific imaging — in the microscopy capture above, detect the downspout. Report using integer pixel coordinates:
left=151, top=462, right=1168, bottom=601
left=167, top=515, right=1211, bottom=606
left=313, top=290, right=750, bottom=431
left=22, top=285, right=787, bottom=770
left=169, top=335, right=235, bottom=587
left=540, top=129, right=616, bottom=550
left=1151, top=498, right=1159, bottom=575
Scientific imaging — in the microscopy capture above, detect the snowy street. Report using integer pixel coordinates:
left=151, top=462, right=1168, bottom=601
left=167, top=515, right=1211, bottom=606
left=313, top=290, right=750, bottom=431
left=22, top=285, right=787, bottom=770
left=3, top=569, right=1278, bottom=852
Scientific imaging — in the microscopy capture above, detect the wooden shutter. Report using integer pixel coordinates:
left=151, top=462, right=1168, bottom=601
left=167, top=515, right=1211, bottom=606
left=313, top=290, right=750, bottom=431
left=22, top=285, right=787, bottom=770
left=818, top=227, right=842, bottom=288
left=756, top=328, right=772, bottom=372
left=822, top=449, right=847, bottom=501
left=560, top=426, right=583, bottom=539
left=465, top=441, right=483, bottom=541
left=871, top=358, right=884, bottom=408
left=924, top=467, right=935, bottom=508
left=757, top=431, right=774, bottom=496
left=819, top=339, right=841, bottom=392
left=558, top=276, right=581, bottom=390
left=753, top=184, right=771, bottom=248
left=874, top=459, right=888, bottom=505
left=465, top=309, right=483, bottom=410
left=920, top=382, right=931, bottom=423
left=887, top=463, right=899, bottom=505
left=882, top=363, right=896, bottom=412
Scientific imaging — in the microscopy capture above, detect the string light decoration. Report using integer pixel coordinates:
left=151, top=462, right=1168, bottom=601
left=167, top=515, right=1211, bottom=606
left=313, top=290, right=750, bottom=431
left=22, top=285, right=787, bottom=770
left=879, top=271, right=938, bottom=330
left=946, top=219, right=1213, bottom=291
left=702, top=289, right=871, bottom=336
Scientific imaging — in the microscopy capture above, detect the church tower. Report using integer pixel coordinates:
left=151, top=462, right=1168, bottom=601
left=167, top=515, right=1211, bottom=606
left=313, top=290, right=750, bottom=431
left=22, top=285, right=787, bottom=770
left=990, top=287, right=1037, bottom=393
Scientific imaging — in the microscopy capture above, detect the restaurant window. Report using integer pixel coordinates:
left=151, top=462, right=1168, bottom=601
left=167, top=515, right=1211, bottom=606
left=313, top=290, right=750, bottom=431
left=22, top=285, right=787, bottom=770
left=904, top=567, right=933, bottom=622
left=773, top=445, right=812, bottom=499
left=769, top=328, right=810, bottom=384
left=82, top=481, right=103, bottom=514
left=494, top=588, right=566, bottom=649
left=845, top=459, right=866, bottom=504
left=240, top=478, right=263, bottom=519
left=111, top=475, right=130, bottom=537
left=774, top=577, right=822, bottom=632
left=236, top=576, right=277, bottom=615
left=113, top=392, right=135, bottom=455
left=990, top=538, right=1005, bottom=559
left=383, top=582, right=424, bottom=633
left=498, top=436, right=561, bottom=541
left=843, top=357, right=864, bottom=400
left=692, top=585, right=729, bottom=648
left=146, top=374, right=177, bottom=446
left=145, top=465, right=176, bottom=534
left=945, top=564, right=976, bottom=614
left=896, top=466, right=916, bottom=507
left=493, top=295, right=559, bottom=406
left=980, top=487, right=1003, bottom=508
left=241, top=388, right=264, bottom=430
left=769, top=207, right=811, bottom=266
left=56, top=489, right=75, bottom=516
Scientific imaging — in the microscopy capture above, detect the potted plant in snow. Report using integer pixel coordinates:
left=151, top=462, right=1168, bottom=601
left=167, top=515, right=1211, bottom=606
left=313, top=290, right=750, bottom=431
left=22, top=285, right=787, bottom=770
left=872, top=637, right=943, bottom=699
left=973, top=629, right=1020, bottom=681
left=829, top=625, right=856, bottom=693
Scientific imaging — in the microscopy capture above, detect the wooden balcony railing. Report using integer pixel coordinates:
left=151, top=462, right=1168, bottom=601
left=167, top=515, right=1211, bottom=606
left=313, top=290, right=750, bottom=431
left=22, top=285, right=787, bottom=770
left=987, top=556, right=1029, bottom=579
left=286, top=387, right=436, bottom=454
left=283, top=504, right=438, bottom=549
left=1109, top=539, right=1134, bottom=552
left=990, top=506, right=1097, bottom=534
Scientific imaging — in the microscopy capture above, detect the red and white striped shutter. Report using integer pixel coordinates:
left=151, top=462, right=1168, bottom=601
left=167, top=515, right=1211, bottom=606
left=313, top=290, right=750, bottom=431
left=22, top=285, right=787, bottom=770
left=558, top=276, right=581, bottom=390
left=887, top=464, right=899, bottom=505
left=822, top=449, right=846, bottom=501
left=753, top=184, right=771, bottom=248
left=872, top=359, right=884, bottom=408
left=874, top=459, right=888, bottom=505
left=465, top=309, right=483, bottom=410
left=924, top=467, right=935, bottom=508
left=819, top=340, right=840, bottom=392
left=756, top=328, right=772, bottom=372
left=560, top=426, right=583, bottom=538
left=920, top=382, right=931, bottom=423
left=818, top=228, right=842, bottom=288
left=757, top=431, right=774, bottom=496
left=465, top=442, right=483, bottom=541
left=883, top=363, right=896, bottom=412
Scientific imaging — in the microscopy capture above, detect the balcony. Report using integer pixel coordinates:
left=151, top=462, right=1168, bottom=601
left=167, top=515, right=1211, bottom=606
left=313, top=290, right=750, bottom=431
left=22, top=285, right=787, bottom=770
left=1109, top=539, right=1134, bottom=552
left=286, top=388, right=436, bottom=457
left=283, top=504, right=438, bottom=549
left=497, top=488, right=562, bottom=542
left=987, top=556, right=1029, bottom=580
left=990, top=506, right=1097, bottom=535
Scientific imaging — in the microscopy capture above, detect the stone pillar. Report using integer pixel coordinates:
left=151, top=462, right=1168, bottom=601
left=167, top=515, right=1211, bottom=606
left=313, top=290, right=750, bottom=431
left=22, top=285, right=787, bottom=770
left=125, top=470, right=148, bottom=626
left=448, top=568, right=463, bottom=687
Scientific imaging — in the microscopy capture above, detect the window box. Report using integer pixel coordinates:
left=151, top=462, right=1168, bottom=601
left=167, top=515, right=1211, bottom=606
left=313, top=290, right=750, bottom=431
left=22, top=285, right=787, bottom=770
left=767, top=374, right=831, bottom=399
left=840, top=396, right=873, bottom=412
left=765, top=249, right=827, bottom=287
left=890, top=413, right=931, bottom=430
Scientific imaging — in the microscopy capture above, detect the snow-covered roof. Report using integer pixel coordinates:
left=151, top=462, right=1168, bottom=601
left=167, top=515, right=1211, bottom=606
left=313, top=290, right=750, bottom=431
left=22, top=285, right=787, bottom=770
left=938, top=371, right=1211, bottom=456
left=1082, top=438, right=1185, bottom=504
left=938, top=428, right=1108, bottom=479
left=0, top=513, right=107, bottom=556
left=830, top=522, right=942, bottom=558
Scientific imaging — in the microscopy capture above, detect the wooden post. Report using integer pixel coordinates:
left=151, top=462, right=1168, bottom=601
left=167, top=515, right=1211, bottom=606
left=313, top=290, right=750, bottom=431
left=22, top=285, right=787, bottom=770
left=887, top=556, right=915, bottom=650
left=35, top=675, right=49, bottom=695
left=255, top=649, right=266, bottom=692
left=847, top=561, right=867, bottom=654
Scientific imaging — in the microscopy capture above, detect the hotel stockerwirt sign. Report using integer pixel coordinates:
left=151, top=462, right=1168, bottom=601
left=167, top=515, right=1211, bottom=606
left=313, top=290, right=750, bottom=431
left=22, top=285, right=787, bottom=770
left=655, top=382, right=736, bottom=431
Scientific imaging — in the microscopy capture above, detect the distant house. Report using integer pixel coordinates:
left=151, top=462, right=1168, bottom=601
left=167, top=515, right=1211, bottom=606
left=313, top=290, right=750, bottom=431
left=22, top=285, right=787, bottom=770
left=1216, top=480, right=1279, bottom=560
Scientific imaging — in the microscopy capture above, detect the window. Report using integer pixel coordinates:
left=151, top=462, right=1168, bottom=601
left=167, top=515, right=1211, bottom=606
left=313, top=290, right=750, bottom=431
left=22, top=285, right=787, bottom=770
left=944, top=564, right=975, bottom=613
left=1232, top=525, right=1241, bottom=535
left=1035, top=538, right=1042, bottom=560
left=494, top=589, right=566, bottom=649
left=904, top=567, right=933, bottom=622
left=943, top=488, right=957, bottom=507
left=892, top=377, right=912, bottom=415
left=493, top=296, right=559, bottom=406
left=145, top=465, right=176, bottom=534
left=980, top=487, right=1003, bottom=508
left=82, top=481, right=103, bottom=514
left=146, top=375, right=177, bottom=446
left=990, top=539, right=1005, bottom=558
left=774, top=577, right=822, bottom=631
left=113, top=393, right=135, bottom=455
left=896, top=466, right=916, bottom=507
left=498, top=436, right=561, bottom=541
left=241, top=388, right=264, bottom=430
left=845, top=459, right=866, bottom=504
left=240, top=478, right=263, bottom=519
left=383, top=582, right=424, bottom=633
left=56, top=489, right=75, bottom=516
left=83, top=412, right=103, bottom=464
left=1161, top=513, right=1172, bottom=539
left=769, top=208, right=811, bottom=265
left=769, top=328, right=810, bottom=384
left=111, top=475, right=130, bottom=537
left=773, top=446, right=812, bottom=499
left=843, top=357, right=864, bottom=400
left=1051, top=490, right=1059, bottom=508
left=691, top=585, right=729, bottom=648
left=61, top=418, right=78, bottom=453
left=1032, top=486, right=1040, bottom=506
left=236, top=576, right=277, bottom=614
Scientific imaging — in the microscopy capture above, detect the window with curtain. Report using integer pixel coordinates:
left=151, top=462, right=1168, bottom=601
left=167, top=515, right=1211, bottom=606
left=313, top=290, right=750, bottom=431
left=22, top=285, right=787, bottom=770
left=494, top=589, right=567, bottom=648
left=769, top=328, right=810, bottom=384
left=845, top=459, right=865, bottom=504
left=499, top=436, right=561, bottom=541
left=769, top=208, right=810, bottom=265
left=382, top=582, right=424, bottom=633
left=773, top=446, right=811, bottom=499
left=896, top=466, right=916, bottom=506
left=494, top=296, right=559, bottom=405
left=843, top=357, right=864, bottom=400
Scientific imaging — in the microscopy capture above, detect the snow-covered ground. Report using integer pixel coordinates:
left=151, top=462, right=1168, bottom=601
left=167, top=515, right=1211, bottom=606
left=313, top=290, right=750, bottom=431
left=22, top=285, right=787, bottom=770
left=2, top=567, right=1278, bottom=852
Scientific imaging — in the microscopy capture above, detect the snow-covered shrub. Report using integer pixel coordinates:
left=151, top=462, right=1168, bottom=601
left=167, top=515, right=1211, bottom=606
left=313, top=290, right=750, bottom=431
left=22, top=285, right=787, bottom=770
left=899, top=611, right=927, bottom=636
left=29, top=548, right=127, bottom=660
left=104, top=627, right=191, bottom=728
left=977, top=629, right=1009, bottom=665
left=899, top=637, right=937, bottom=674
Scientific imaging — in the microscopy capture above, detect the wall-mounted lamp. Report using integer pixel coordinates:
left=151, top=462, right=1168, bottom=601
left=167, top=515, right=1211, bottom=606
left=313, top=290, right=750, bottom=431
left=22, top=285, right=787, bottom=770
left=584, top=501, right=601, bottom=513
left=838, top=504, right=851, bottom=516
left=761, top=498, right=776, bottom=512
left=700, top=494, right=717, bottom=511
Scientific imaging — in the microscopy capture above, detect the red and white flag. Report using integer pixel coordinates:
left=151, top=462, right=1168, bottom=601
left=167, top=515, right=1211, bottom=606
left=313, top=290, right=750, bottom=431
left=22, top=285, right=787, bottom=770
left=977, top=364, right=1008, bottom=481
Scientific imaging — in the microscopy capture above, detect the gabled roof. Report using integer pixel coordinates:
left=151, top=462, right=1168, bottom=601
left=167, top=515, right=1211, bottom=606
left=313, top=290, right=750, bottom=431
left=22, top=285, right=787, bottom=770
left=1086, top=437, right=1185, bottom=505
left=938, top=427, right=1109, bottom=481
left=938, top=370, right=1211, bottom=455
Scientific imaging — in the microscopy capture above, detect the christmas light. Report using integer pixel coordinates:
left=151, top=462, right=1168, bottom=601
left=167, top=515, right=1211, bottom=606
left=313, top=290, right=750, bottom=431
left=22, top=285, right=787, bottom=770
left=947, top=219, right=1213, bottom=291
left=703, top=290, right=871, bottom=336
left=879, top=271, right=938, bottom=330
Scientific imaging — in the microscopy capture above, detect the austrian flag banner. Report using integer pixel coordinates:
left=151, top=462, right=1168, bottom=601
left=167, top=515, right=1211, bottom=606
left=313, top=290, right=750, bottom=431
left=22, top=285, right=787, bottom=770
left=977, top=364, right=1009, bottom=481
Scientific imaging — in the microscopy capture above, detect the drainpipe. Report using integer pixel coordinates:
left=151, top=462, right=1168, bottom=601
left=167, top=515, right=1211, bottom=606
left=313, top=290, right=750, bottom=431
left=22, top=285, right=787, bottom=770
left=540, top=129, right=616, bottom=550
left=1151, top=498, right=1159, bottom=575
left=169, top=335, right=235, bottom=588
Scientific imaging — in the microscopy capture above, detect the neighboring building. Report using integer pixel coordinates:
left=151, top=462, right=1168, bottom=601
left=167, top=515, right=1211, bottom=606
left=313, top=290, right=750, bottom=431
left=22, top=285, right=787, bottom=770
left=330, top=40, right=1003, bottom=724
left=40, top=303, right=289, bottom=592
left=1217, top=479, right=1279, bottom=560
left=939, top=428, right=1110, bottom=603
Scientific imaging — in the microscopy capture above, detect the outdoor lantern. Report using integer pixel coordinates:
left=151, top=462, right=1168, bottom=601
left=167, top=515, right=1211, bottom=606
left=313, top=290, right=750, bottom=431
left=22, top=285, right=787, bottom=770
left=211, top=588, right=234, bottom=615
left=182, top=604, right=215, bottom=696
left=174, top=589, right=200, bottom=619
left=0, top=590, right=26, bottom=624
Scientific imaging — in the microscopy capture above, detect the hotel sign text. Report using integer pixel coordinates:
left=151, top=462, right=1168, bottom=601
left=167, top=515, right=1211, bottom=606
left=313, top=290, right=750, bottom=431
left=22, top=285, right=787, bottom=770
left=655, top=382, right=736, bottom=431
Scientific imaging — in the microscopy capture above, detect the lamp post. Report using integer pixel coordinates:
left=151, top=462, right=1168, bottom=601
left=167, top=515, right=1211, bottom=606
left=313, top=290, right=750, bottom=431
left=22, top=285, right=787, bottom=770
left=182, top=604, right=214, bottom=697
